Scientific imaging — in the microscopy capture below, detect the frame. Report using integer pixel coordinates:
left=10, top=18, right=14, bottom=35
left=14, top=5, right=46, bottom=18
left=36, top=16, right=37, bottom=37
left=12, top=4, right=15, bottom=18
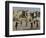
left=5, top=1, right=45, bottom=37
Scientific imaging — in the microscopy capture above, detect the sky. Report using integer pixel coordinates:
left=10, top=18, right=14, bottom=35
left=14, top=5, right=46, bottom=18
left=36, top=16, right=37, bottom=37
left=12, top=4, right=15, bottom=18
left=13, top=7, right=40, bottom=13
